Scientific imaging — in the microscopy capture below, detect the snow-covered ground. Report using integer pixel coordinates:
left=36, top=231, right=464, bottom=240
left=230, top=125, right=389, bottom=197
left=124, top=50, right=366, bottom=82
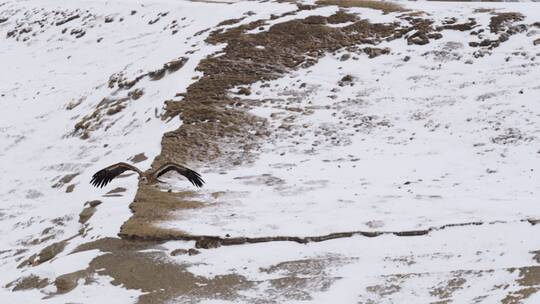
left=1, top=0, right=540, bottom=303
left=0, top=0, right=297, bottom=301
left=162, top=2, right=540, bottom=236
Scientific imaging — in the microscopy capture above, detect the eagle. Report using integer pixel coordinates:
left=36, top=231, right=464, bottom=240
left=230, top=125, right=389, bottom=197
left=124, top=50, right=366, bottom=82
left=90, top=162, right=204, bottom=188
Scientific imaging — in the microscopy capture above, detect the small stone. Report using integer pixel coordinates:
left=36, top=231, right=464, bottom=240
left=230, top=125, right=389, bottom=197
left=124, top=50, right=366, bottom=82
left=79, top=206, right=96, bottom=224
left=188, top=249, right=201, bottom=256
left=236, top=87, right=251, bottom=96
left=427, top=32, right=443, bottom=40
left=128, top=88, right=144, bottom=100
left=408, top=32, right=429, bottom=45
left=65, top=184, right=75, bottom=193
left=338, top=74, right=354, bottom=87
left=339, top=53, right=351, bottom=61
left=85, top=200, right=102, bottom=207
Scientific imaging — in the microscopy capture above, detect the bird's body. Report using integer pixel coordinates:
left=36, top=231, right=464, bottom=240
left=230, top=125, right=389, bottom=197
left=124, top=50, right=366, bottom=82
left=90, top=162, right=204, bottom=188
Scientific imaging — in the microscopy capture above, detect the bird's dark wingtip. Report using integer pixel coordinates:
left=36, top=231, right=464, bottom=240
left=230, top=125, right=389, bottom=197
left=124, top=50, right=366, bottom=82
left=90, top=170, right=110, bottom=188
left=188, top=170, right=204, bottom=188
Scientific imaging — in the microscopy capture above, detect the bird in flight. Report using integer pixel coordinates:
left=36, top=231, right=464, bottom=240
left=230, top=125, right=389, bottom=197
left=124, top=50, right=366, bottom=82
left=90, top=162, right=204, bottom=188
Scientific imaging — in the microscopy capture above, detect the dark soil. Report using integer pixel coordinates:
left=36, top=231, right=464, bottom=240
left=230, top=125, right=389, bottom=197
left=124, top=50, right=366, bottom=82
left=51, top=237, right=253, bottom=304
left=6, top=275, right=49, bottom=291
left=490, top=12, right=524, bottom=33
left=155, top=10, right=397, bottom=169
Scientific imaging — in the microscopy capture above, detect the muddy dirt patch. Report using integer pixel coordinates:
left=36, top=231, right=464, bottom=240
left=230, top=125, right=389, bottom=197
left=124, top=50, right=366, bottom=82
left=316, top=0, right=405, bottom=14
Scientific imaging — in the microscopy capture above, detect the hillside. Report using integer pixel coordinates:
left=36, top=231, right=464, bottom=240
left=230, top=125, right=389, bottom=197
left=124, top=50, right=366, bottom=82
left=1, top=0, right=540, bottom=303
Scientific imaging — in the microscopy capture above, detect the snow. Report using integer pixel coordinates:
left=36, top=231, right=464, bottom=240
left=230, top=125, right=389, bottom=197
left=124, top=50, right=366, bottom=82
left=162, top=3, right=540, bottom=237
left=176, top=222, right=540, bottom=303
left=1, top=0, right=540, bottom=302
left=0, top=0, right=297, bottom=301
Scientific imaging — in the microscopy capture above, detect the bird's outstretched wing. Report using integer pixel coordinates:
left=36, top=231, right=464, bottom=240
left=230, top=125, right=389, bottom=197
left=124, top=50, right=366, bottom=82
left=90, top=162, right=142, bottom=188
left=154, top=162, right=204, bottom=188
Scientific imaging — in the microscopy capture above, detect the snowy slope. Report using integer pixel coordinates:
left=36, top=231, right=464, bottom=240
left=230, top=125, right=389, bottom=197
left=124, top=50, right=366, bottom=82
left=0, top=0, right=297, bottom=302
left=1, top=0, right=540, bottom=303
left=161, top=3, right=540, bottom=237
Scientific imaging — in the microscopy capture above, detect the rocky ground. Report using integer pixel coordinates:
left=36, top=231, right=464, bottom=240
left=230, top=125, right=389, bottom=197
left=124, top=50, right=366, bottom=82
left=1, top=0, right=540, bottom=303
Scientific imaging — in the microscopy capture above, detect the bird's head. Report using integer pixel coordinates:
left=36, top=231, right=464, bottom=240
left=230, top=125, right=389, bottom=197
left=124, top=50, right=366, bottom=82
left=139, top=176, right=148, bottom=183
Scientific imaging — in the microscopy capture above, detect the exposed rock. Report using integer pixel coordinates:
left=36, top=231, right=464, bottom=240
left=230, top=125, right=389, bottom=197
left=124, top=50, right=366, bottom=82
left=54, top=270, right=87, bottom=294
left=408, top=32, right=429, bottom=45
left=55, top=14, right=80, bottom=26
left=65, top=184, right=76, bottom=193
left=316, top=0, right=405, bottom=14
left=326, top=11, right=357, bottom=24
left=70, top=28, right=86, bottom=38
left=490, top=12, right=524, bottom=33
left=236, top=87, right=252, bottom=96
left=170, top=248, right=201, bottom=256
left=148, top=57, right=188, bottom=81
left=7, top=275, right=49, bottom=291
left=128, top=88, right=144, bottom=100
left=170, top=249, right=189, bottom=256
left=79, top=206, right=96, bottom=224
left=129, top=153, right=148, bottom=163
left=427, top=32, right=443, bottom=40
left=339, top=53, right=351, bottom=61
left=106, top=187, right=127, bottom=195
left=195, top=237, right=222, bottom=249
left=338, top=74, right=354, bottom=86
left=217, top=17, right=245, bottom=27
left=37, top=241, right=67, bottom=264
left=188, top=248, right=201, bottom=256
left=52, top=173, right=79, bottom=188
left=85, top=200, right=102, bottom=207
left=362, top=47, right=390, bottom=58
left=19, top=240, right=68, bottom=268
left=437, top=19, right=477, bottom=32
left=303, top=15, right=327, bottom=25
left=491, top=128, right=528, bottom=145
